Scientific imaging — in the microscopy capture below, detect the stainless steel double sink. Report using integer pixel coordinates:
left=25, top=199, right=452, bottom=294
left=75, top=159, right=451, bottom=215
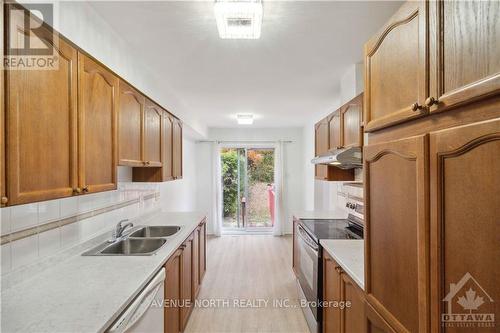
left=82, top=226, right=181, bottom=256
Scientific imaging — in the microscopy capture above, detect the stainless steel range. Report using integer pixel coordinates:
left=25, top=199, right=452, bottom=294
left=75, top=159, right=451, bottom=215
left=295, top=208, right=363, bottom=333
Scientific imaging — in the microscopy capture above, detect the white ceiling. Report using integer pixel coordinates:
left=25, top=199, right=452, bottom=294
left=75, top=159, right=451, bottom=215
left=90, top=1, right=401, bottom=129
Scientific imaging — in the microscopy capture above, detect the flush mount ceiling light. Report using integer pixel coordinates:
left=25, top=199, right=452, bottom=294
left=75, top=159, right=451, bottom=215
left=236, top=114, right=254, bottom=125
left=214, top=0, right=263, bottom=39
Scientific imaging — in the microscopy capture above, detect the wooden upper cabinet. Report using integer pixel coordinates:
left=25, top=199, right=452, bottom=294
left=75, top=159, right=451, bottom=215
left=315, top=117, right=330, bottom=180
left=162, top=113, right=174, bottom=180
left=143, top=100, right=162, bottom=167
left=6, top=10, right=78, bottom=205
left=118, top=80, right=144, bottom=166
left=341, top=94, right=363, bottom=148
left=428, top=1, right=500, bottom=113
left=323, top=251, right=342, bottom=333
left=172, top=118, right=183, bottom=179
left=364, top=1, right=429, bottom=132
left=364, top=135, right=429, bottom=333
left=329, top=111, right=342, bottom=150
left=429, top=118, right=500, bottom=333
left=78, top=53, right=118, bottom=194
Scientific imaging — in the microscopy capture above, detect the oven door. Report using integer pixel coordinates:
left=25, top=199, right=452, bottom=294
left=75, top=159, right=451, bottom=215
left=296, top=223, right=319, bottom=321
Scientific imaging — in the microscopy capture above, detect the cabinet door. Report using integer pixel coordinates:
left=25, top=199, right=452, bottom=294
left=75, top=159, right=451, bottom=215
left=329, top=111, right=342, bottom=150
left=365, top=302, right=397, bottom=333
left=172, top=118, right=183, bottom=179
left=165, top=249, right=182, bottom=333
left=78, top=53, right=118, bottom=194
left=199, top=221, right=206, bottom=280
left=180, top=236, right=193, bottom=330
left=192, top=226, right=200, bottom=299
left=143, top=100, right=162, bottom=167
left=341, top=273, right=364, bottom=333
left=364, top=1, right=429, bottom=132
left=118, top=81, right=144, bottom=166
left=429, top=118, right=500, bottom=333
left=1, top=3, right=5, bottom=207
left=323, top=252, right=341, bottom=333
left=429, top=1, right=500, bottom=112
left=162, top=113, right=174, bottom=180
left=315, top=118, right=330, bottom=180
left=6, top=11, right=78, bottom=205
left=341, top=94, right=363, bottom=148
left=364, top=135, right=429, bottom=332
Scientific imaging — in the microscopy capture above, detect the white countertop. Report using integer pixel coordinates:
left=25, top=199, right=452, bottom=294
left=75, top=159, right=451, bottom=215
left=320, top=239, right=364, bottom=290
left=292, top=209, right=348, bottom=220
left=1, top=211, right=206, bottom=333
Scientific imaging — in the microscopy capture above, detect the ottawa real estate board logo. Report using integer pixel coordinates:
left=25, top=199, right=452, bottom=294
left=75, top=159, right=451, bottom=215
left=4, top=3, right=59, bottom=70
left=442, top=272, right=495, bottom=329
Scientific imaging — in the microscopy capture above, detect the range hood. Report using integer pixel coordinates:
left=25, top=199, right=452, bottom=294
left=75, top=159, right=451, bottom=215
left=311, top=147, right=362, bottom=169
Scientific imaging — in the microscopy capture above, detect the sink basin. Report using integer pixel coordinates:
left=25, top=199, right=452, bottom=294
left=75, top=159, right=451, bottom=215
left=129, top=226, right=181, bottom=238
left=83, top=238, right=167, bottom=256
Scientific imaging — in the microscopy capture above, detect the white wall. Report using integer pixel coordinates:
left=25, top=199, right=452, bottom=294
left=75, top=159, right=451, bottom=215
left=196, top=127, right=305, bottom=234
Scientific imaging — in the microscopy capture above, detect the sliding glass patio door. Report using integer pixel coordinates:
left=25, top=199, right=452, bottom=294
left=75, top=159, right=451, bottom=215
left=221, top=147, right=275, bottom=232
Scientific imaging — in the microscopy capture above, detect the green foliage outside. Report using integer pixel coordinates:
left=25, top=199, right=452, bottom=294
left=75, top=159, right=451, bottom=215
left=221, top=148, right=274, bottom=218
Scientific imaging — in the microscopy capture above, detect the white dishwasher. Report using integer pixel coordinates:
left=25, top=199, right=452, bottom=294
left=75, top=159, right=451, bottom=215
left=107, top=268, right=165, bottom=333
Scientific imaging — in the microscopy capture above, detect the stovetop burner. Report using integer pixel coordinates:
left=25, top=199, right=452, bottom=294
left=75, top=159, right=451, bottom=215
left=299, top=214, right=364, bottom=242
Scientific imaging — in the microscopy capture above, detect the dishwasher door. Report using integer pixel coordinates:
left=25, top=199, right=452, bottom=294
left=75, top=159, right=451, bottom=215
left=106, top=268, right=165, bottom=333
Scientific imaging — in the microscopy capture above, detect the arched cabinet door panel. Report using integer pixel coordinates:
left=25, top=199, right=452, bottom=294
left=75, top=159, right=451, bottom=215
left=364, top=1, right=429, bottom=132
left=143, top=100, right=163, bottom=167
left=118, top=80, right=145, bottom=166
left=364, top=134, right=429, bottom=333
left=78, top=53, right=118, bottom=194
left=429, top=118, right=500, bottom=333
left=6, top=7, right=78, bottom=205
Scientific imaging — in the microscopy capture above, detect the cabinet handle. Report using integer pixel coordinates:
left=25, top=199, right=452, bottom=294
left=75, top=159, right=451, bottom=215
left=1, top=196, right=8, bottom=205
left=335, top=266, right=343, bottom=273
left=82, top=186, right=89, bottom=193
left=424, top=97, right=439, bottom=107
left=145, top=161, right=151, bottom=165
left=411, top=102, right=423, bottom=112
left=73, top=188, right=82, bottom=195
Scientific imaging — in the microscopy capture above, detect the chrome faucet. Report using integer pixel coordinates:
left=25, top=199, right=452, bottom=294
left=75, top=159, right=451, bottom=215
left=111, top=219, right=134, bottom=242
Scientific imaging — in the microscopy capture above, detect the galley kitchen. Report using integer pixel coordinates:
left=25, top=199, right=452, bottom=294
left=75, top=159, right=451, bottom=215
left=1, top=1, right=499, bottom=333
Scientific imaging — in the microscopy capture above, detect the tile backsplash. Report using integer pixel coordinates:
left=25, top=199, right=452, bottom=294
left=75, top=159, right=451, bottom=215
left=0, top=187, right=160, bottom=276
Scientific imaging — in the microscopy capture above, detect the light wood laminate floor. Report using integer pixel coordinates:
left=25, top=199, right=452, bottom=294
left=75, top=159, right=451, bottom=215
left=184, top=235, right=310, bottom=333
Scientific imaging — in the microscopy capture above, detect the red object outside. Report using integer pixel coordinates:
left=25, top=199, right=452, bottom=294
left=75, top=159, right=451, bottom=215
left=267, top=184, right=275, bottom=226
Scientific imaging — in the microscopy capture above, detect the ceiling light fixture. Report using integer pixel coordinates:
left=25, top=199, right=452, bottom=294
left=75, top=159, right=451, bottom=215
left=214, top=0, right=263, bottom=39
left=236, top=114, right=254, bottom=125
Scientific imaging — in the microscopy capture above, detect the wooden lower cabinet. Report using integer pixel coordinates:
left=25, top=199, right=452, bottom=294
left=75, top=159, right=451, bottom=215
left=323, top=250, right=365, bottom=333
left=365, top=301, right=397, bottom=333
left=429, top=118, right=500, bottom=333
left=364, top=135, right=429, bottom=333
left=165, top=249, right=182, bottom=333
left=164, top=219, right=207, bottom=333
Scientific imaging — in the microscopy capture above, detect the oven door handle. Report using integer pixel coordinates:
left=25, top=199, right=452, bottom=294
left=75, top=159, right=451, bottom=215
left=297, top=224, right=319, bottom=252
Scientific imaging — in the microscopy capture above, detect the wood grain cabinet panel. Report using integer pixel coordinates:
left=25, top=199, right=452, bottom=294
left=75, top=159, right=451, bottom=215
left=192, top=226, right=200, bottom=299
left=329, top=110, right=342, bottom=150
left=78, top=53, right=118, bottom=194
left=162, top=113, right=174, bottom=180
left=429, top=1, right=500, bottom=112
left=364, top=135, right=429, bottom=333
left=323, top=251, right=342, bottom=333
left=143, top=100, right=162, bottom=167
left=429, top=118, right=500, bottom=333
left=172, top=118, right=183, bottom=179
left=341, top=94, right=363, bottom=148
left=199, top=221, right=207, bottom=282
left=364, top=1, right=429, bottom=132
left=118, top=81, right=144, bottom=166
left=164, top=249, right=182, bottom=333
left=6, top=10, right=78, bottom=205
left=341, top=273, right=365, bottom=333
left=365, top=301, right=398, bottom=333
left=315, top=118, right=330, bottom=180
left=180, top=235, right=193, bottom=331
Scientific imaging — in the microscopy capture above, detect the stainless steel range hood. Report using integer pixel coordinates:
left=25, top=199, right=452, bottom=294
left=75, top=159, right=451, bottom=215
left=311, top=147, right=362, bottom=169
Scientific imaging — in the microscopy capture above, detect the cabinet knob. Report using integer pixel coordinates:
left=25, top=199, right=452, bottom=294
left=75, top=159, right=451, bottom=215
left=411, top=102, right=423, bottom=112
left=73, top=188, right=82, bottom=194
left=1, top=196, right=8, bottom=205
left=424, top=96, right=439, bottom=107
left=82, top=186, right=89, bottom=193
left=145, top=161, right=151, bottom=165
